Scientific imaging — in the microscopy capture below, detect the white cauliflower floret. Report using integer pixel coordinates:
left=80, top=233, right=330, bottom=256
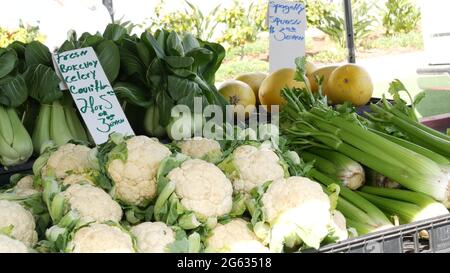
left=42, top=144, right=92, bottom=179
left=62, top=173, right=95, bottom=186
left=13, top=175, right=40, bottom=197
left=108, top=136, right=171, bottom=206
left=228, top=145, right=285, bottom=194
left=68, top=223, right=135, bottom=253
left=261, top=176, right=331, bottom=250
left=329, top=210, right=348, bottom=242
left=0, top=234, right=29, bottom=253
left=206, top=219, right=269, bottom=253
left=131, top=222, right=175, bottom=253
left=0, top=200, right=38, bottom=247
left=177, top=137, right=222, bottom=162
left=63, top=183, right=122, bottom=223
left=168, top=159, right=233, bottom=218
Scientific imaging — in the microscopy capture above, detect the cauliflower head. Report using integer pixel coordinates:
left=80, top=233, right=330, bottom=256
left=177, top=137, right=222, bottom=163
left=41, top=144, right=93, bottom=179
left=13, top=175, right=40, bottom=197
left=67, top=223, right=135, bottom=253
left=61, top=173, right=95, bottom=186
left=220, top=144, right=286, bottom=194
left=205, top=219, right=269, bottom=253
left=131, top=222, right=175, bottom=253
left=0, top=234, right=30, bottom=253
left=258, top=176, right=332, bottom=251
left=167, top=159, right=233, bottom=218
left=63, top=183, right=123, bottom=223
left=0, top=200, right=38, bottom=247
left=107, top=136, right=171, bottom=206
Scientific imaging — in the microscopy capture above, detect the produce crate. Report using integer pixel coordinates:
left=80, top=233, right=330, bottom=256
left=313, top=214, right=450, bottom=253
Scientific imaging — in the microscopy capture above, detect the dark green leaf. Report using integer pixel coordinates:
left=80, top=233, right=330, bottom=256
left=113, top=82, right=152, bottom=107
left=95, top=40, right=120, bottom=83
left=185, top=48, right=213, bottom=69
left=169, top=68, right=196, bottom=79
left=199, top=41, right=225, bottom=85
left=119, top=46, right=145, bottom=79
left=0, top=50, right=18, bottom=78
left=164, top=56, right=194, bottom=68
left=25, top=64, right=62, bottom=104
left=0, top=75, right=28, bottom=107
left=80, top=34, right=105, bottom=48
left=156, top=91, right=174, bottom=126
left=145, top=32, right=166, bottom=59
left=58, top=40, right=77, bottom=52
left=167, top=76, right=201, bottom=101
left=155, top=29, right=168, bottom=53
left=166, top=31, right=184, bottom=56
left=103, top=23, right=127, bottom=41
left=140, top=32, right=157, bottom=61
left=25, top=41, right=52, bottom=67
left=182, top=34, right=200, bottom=52
left=7, top=41, right=26, bottom=58
left=136, top=42, right=151, bottom=67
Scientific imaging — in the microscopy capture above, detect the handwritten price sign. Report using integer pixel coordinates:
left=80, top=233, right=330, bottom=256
left=268, top=0, right=307, bottom=72
left=54, top=47, right=134, bottom=144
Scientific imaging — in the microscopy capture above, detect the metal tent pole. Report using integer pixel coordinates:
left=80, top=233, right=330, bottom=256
left=343, top=0, right=356, bottom=63
left=103, top=0, right=115, bottom=23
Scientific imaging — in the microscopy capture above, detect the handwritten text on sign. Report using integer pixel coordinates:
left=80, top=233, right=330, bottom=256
left=268, top=0, right=306, bottom=72
left=54, top=47, right=134, bottom=144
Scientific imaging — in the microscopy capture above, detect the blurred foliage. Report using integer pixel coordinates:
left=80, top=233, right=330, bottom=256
left=363, top=31, right=423, bottom=50
left=143, top=0, right=220, bottom=41
left=216, top=0, right=260, bottom=59
left=0, top=21, right=45, bottom=47
left=382, top=0, right=421, bottom=35
left=306, top=0, right=338, bottom=28
left=317, top=0, right=378, bottom=47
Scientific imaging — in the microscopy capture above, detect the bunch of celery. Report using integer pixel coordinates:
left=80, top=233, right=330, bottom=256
left=300, top=148, right=365, bottom=190
left=280, top=57, right=450, bottom=208
left=366, top=80, right=450, bottom=158
left=358, top=186, right=448, bottom=224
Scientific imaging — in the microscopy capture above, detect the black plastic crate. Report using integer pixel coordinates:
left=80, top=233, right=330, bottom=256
left=315, top=214, right=450, bottom=253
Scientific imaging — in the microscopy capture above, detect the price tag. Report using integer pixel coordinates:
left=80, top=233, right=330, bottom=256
left=53, top=47, right=134, bottom=144
left=268, top=0, right=307, bottom=72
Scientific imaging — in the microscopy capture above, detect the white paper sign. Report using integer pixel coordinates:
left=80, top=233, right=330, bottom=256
left=268, top=0, right=307, bottom=72
left=53, top=47, right=134, bottom=144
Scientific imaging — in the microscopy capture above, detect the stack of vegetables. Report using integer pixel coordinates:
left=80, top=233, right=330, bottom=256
left=1, top=23, right=450, bottom=254
left=280, top=57, right=449, bottom=233
left=0, top=132, right=351, bottom=253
